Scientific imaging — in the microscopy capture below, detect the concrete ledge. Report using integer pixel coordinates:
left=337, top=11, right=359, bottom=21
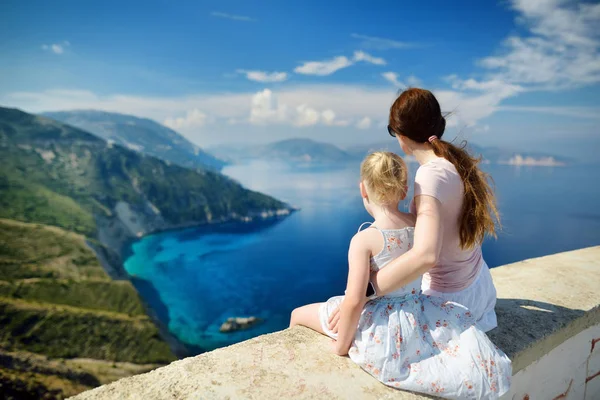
left=488, top=247, right=600, bottom=374
left=72, top=246, right=600, bottom=400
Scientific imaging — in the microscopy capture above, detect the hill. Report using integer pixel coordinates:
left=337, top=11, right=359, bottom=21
left=0, top=106, right=291, bottom=241
left=346, top=141, right=570, bottom=166
left=0, top=219, right=174, bottom=399
left=212, top=138, right=570, bottom=167
left=43, top=110, right=226, bottom=171
left=209, top=138, right=354, bottom=165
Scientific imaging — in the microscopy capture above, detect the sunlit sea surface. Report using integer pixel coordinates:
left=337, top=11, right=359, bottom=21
left=124, top=161, right=600, bottom=351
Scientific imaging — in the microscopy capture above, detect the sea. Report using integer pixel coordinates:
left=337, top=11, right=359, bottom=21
left=124, top=160, right=600, bottom=353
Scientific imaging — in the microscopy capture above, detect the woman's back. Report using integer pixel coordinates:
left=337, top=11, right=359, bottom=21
left=411, top=157, right=483, bottom=293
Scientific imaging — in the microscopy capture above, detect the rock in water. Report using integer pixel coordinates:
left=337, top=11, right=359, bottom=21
left=219, top=317, right=262, bottom=333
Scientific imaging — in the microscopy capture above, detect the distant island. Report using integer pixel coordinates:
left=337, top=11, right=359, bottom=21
left=0, top=106, right=294, bottom=399
left=209, top=138, right=570, bottom=168
left=499, top=154, right=566, bottom=167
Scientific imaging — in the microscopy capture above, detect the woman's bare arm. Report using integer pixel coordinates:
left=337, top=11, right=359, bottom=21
left=370, top=195, right=443, bottom=295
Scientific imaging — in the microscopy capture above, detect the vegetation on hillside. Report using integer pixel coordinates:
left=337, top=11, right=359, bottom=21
left=0, top=219, right=175, bottom=399
left=0, top=106, right=289, bottom=236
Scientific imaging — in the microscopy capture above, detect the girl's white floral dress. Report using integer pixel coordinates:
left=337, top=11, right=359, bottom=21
left=319, top=225, right=511, bottom=399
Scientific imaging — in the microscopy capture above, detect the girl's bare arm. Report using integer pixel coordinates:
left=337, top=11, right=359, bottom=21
left=333, top=232, right=371, bottom=355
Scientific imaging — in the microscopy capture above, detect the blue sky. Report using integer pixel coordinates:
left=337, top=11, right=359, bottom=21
left=1, top=0, right=599, bottom=160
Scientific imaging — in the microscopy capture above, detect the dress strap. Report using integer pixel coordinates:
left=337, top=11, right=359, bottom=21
left=358, top=222, right=383, bottom=232
left=357, top=221, right=378, bottom=233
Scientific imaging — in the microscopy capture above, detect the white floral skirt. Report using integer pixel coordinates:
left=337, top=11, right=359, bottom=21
left=422, top=260, right=498, bottom=332
left=319, top=294, right=511, bottom=400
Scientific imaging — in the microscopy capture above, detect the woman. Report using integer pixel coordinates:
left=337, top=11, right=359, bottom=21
left=329, top=88, right=500, bottom=332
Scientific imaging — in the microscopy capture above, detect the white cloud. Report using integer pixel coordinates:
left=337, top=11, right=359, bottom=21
left=41, top=41, right=70, bottom=55
left=2, top=85, right=490, bottom=132
left=210, top=11, right=255, bottom=22
left=350, top=33, right=416, bottom=50
left=164, top=109, right=207, bottom=130
left=478, top=0, right=600, bottom=89
left=321, top=109, right=350, bottom=126
left=6, top=86, right=389, bottom=134
left=321, top=109, right=336, bottom=126
left=294, top=51, right=386, bottom=76
left=353, top=50, right=386, bottom=65
left=294, top=104, right=320, bottom=126
left=294, top=56, right=354, bottom=76
left=406, top=75, right=422, bottom=87
left=249, top=89, right=288, bottom=125
left=382, top=72, right=405, bottom=87
left=434, top=87, right=519, bottom=128
left=249, top=90, right=355, bottom=127
left=497, top=105, right=600, bottom=119
left=236, top=69, right=288, bottom=83
left=475, top=124, right=491, bottom=133
left=356, top=117, right=372, bottom=130
left=447, top=76, right=523, bottom=98
left=0, top=82, right=529, bottom=139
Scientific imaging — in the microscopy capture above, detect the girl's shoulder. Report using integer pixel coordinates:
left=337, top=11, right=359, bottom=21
left=352, top=224, right=383, bottom=252
left=353, top=217, right=414, bottom=256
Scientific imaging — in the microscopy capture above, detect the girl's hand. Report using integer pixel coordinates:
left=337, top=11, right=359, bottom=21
left=327, top=306, right=340, bottom=333
left=329, top=339, right=348, bottom=356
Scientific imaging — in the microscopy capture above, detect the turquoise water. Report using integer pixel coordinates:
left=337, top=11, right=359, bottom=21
left=124, top=160, right=600, bottom=352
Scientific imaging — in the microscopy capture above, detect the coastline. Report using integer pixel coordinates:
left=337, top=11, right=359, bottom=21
left=85, top=203, right=298, bottom=359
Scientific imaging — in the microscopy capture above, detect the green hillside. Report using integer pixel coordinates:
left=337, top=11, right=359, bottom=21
left=0, top=219, right=174, bottom=399
left=0, top=106, right=289, bottom=237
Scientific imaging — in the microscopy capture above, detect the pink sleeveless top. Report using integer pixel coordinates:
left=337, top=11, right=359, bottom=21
left=410, top=158, right=483, bottom=293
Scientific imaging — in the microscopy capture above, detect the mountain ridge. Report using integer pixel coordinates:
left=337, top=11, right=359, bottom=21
left=43, top=110, right=226, bottom=171
left=210, top=137, right=571, bottom=167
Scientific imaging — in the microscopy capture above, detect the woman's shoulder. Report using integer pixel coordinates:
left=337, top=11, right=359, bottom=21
left=415, top=158, right=461, bottom=200
left=416, top=157, right=456, bottom=176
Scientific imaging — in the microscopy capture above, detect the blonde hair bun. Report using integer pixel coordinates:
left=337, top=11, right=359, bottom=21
left=360, top=151, right=408, bottom=205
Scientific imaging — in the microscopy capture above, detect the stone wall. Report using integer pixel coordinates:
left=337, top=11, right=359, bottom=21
left=71, top=246, right=600, bottom=400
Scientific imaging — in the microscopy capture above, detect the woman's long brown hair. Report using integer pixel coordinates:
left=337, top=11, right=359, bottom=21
left=389, top=88, right=500, bottom=249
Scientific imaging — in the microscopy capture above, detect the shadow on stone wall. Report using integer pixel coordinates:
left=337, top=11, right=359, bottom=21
left=488, top=298, right=586, bottom=358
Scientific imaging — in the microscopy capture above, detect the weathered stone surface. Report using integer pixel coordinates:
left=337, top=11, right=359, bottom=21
left=71, top=327, right=429, bottom=400
left=488, top=246, right=600, bottom=373
left=71, top=246, right=600, bottom=400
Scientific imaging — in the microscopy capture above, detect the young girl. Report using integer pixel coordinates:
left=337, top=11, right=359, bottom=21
left=290, top=152, right=511, bottom=399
